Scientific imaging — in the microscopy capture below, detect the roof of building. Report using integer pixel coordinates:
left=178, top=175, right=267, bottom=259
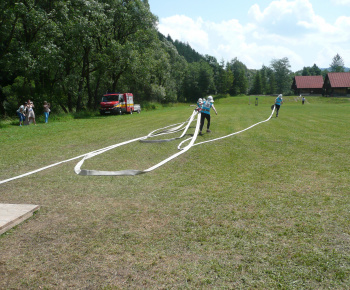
left=293, top=76, right=324, bottom=89
left=326, top=72, right=350, bottom=88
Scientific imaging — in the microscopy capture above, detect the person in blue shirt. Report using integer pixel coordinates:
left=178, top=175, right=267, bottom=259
left=199, top=95, right=217, bottom=135
left=275, top=94, right=283, bottom=117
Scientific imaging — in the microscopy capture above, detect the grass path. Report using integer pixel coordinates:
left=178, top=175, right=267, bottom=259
left=0, top=96, right=349, bottom=288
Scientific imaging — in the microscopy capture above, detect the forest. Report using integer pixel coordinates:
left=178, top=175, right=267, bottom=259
left=0, top=0, right=345, bottom=117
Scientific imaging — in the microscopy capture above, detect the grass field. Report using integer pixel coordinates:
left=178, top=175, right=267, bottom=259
left=0, top=95, right=349, bottom=288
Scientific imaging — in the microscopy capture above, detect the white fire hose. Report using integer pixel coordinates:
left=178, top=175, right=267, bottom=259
left=0, top=106, right=275, bottom=184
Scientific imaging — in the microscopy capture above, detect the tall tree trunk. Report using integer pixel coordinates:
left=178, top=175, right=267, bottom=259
left=76, top=47, right=90, bottom=111
left=67, top=91, right=74, bottom=112
left=112, top=71, right=124, bottom=92
left=94, top=76, right=101, bottom=109
left=54, top=96, right=69, bottom=113
left=76, top=76, right=84, bottom=112
left=86, top=65, right=93, bottom=109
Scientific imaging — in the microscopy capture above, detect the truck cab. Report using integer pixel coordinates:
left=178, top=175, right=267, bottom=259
left=100, top=93, right=140, bottom=115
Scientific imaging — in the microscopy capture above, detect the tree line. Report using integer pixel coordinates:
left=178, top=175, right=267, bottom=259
left=0, top=0, right=347, bottom=117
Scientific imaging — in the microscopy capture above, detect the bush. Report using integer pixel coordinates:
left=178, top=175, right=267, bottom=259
left=141, top=102, right=157, bottom=111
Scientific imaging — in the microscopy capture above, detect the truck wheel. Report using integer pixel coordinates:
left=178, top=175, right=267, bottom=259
left=118, top=109, right=122, bottom=115
left=100, top=111, right=105, bottom=115
left=137, top=109, right=141, bottom=114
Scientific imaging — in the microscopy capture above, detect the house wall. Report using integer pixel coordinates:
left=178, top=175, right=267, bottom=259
left=296, top=88, right=323, bottom=95
left=327, top=88, right=350, bottom=97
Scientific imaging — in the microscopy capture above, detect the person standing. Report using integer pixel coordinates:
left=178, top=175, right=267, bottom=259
left=199, top=95, right=217, bottom=135
left=23, top=101, right=29, bottom=125
left=302, top=96, right=305, bottom=105
left=26, top=100, right=36, bottom=125
left=43, top=101, right=51, bottom=123
left=16, top=102, right=26, bottom=126
left=196, top=98, right=203, bottom=111
left=275, top=94, right=283, bottom=117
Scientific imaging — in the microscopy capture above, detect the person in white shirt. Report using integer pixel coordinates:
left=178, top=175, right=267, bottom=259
left=26, top=100, right=36, bottom=125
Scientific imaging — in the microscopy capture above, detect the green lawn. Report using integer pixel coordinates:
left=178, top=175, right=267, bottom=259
left=1, top=96, right=349, bottom=288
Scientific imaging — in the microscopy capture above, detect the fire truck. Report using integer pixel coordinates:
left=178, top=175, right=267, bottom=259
left=99, top=93, right=141, bottom=115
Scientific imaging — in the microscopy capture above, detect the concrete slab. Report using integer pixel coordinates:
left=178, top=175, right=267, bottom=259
left=0, top=204, right=40, bottom=235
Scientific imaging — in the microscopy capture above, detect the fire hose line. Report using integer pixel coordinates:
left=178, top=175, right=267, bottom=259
left=77, top=106, right=276, bottom=176
left=74, top=109, right=200, bottom=176
left=0, top=107, right=275, bottom=184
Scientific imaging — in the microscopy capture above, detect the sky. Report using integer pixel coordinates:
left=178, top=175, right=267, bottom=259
left=148, top=0, right=350, bottom=72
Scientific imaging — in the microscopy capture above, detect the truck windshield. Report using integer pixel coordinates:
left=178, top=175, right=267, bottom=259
left=102, top=95, right=119, bottom=102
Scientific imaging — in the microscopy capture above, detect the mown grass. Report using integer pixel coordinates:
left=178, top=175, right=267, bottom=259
left=0, top=96, right=349, bottom=288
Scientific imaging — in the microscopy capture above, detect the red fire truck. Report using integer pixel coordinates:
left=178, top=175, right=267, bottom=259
left=99, top=93, right=141, bottom=115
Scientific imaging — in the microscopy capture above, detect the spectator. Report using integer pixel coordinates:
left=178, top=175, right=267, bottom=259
left=26, top=100, right=36, bottom=125
left=43, top=101, right=51, bottom=123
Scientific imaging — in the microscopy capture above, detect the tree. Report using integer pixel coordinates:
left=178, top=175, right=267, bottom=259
left=124, top=37, right=187, bottom=103
left=198, top=60, right=216, bottom=96
left=301, top=64, right=322, bottom=76
left=181, top=60, right=215, bottom=102
left=330, top=53, right=345, bottom=72
left=260, top=66, right=268, bottom=94
left=228, top=58, right=248, bottom=95
left=250, top=71, right=263, bottom=95
left=216, top=61, right=233, bottom=94
left=205, top=55, right=220, bottom=94
left=172, top=40, right=204, bottom=63
left=182, top=62, right=200, bottom=102
left=265, top=67, right=276, bottom=95
left=302, top=67, right=310, bottom=76
left=0, top=0, right=66, bottom=114
left=270, top=57, right=292, bottom=94
left=311, top=64, right=322, bottom=75
left=0, top=0, right=161, bottom=115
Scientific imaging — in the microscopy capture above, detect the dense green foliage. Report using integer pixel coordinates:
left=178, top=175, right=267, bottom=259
left=1, top=0, right=161, bottom=115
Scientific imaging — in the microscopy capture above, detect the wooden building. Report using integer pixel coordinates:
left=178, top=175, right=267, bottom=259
left=323, top=72, right=350, bottom=96
left=291, top=76, right=324, bottom=95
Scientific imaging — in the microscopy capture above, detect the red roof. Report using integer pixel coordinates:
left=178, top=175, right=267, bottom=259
left=294, top=76, right=324, bottom=89
left=327, top=72, right=350, bottom=88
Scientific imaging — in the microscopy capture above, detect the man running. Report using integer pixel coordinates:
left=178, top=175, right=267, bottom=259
left=275, top=94, right=283, bottom=117
left=199, top=95, right=217, bottom=135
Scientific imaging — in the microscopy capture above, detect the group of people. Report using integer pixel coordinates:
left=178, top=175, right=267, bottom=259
left=196, top=95, right=218, bottom=135
left=196, top=94, right=285, bottom=133
left=195, top=93, right=286, bottom=136
left=16, top=100, right=51, bottom=126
